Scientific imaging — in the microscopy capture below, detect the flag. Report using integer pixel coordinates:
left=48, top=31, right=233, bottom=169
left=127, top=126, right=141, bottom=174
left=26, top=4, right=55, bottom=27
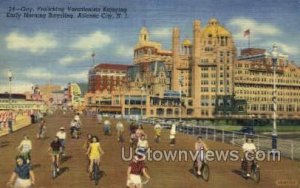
left=244, top=29, right=250, bottom=37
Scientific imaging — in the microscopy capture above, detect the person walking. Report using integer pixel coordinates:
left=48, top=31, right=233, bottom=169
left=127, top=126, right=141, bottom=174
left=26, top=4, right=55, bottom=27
left=116, top=121, right=125, bottom=142
left=170, top=124, right=176, bottom=146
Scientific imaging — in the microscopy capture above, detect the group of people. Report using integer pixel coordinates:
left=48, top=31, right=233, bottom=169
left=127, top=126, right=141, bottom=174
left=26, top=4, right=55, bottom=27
left=6, top=112, right=257, bottom=188
left=7, top=113, right=75, bottom=188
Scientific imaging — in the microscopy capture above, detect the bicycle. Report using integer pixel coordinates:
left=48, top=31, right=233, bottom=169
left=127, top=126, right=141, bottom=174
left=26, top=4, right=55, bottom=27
left=193, top=160, right=210, bottom=182
left=51, top=155, right=59, bottom=179
left=129, top=135, right=138, bottom=149
left=37, top=128, right=46, bottom=139
left=154, top=135, right=160, bottom=143
left=71, top=127, right=80, bottom=139
left=91, top=160, right=100, bottom=185
left=154, top=129, right=161, bottom=143
left=241, top=159, right=260, bottom=183
left=118, top=132, right=124, bottom=143
left=20, top=152, right=31, bottom=164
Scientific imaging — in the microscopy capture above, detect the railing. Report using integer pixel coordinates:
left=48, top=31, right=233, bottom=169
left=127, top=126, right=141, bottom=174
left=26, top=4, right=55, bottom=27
left=175, top=124, right=300, bottom=160
left=136, top=119, right=299, bottom=160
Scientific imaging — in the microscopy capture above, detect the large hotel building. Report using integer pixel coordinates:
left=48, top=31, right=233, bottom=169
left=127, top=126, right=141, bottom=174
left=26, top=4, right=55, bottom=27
left=86, top=18, right=300, bottom=120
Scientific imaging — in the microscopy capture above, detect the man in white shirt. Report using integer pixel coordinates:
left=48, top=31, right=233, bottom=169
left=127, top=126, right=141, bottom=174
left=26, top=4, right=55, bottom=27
left=56, top=127, right=66, bottom=155
left=242, top=137, right=256, bottom=177
left=18, top=135, right=32, bottom=163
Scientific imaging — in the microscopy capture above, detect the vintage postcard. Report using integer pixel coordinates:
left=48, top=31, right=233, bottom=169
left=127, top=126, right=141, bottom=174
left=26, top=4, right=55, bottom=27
left=0, top=0, right=299, bottom=187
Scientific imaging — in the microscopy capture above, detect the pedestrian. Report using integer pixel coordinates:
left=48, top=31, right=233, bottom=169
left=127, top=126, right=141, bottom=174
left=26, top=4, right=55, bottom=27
left=127, top=154, right=150, bottom=188
left=170, top=123, right=176, bottom=146
left=116, top=121, right=125, bottom=142
left=7, top=156, right=35, bottom=188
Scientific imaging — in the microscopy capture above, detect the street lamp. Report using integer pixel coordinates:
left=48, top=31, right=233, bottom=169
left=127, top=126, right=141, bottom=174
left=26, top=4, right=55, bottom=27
left=8, top=69, right=13, bottom=102
left=251, top=114, right=255, bottom=130
left=7, top=69, right=13, bottom=133
left=141, top=86, right=145, bottom=120
left=271, top=44, right=278, bottom=153
left=179, top=76, right=184, bottom=122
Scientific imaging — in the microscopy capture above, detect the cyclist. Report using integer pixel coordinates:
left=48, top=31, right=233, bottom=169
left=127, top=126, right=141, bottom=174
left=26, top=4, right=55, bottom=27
left=86, top=136, right=104, bottom=176
left=129, top=123, right=137, bottom=148
left=127, top=154, right=150, bottom=188
left=96, top=113, right=102, bottom=124
left=135, top=125, right=144, bottom=140
left=83, top=134, right=93, bottom=150
left=37, top=119, right=46, bottom=139
left=7, top=156, right=35, bottom=188
left=83, top=134, right=93, bottom=173
left=242, top=137, right=256, bottom=177
left=48, top=136, right=62, bottom=173
left=70, top=119, right=80, bottom=138
left=74, top=113, right=82, bottom=125
left=56, top=127, right=66, bottom=156
left=116, top=121, right=125, bottom=142
left=154, top=123, right=162, bottom=143
left=195, top=136, right=208, bottom=175
left=18, top=135, right=32, bottom=164
left=103, top=119, right=111, bottom=135
left=137, top=134, right=149, bottom=155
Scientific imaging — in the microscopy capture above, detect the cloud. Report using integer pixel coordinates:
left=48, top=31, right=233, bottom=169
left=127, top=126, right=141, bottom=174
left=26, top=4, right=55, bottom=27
left=71, top=31, right=111, bottom=50
left=24, top=68, right=53, bottom=80
left=66, top=71, right=88, bottom=80
left=151, top=27, right=172, bottom=38
left=262, top=41, right=299, bottom=56
left=116, top=46, right=133, bottom=57
left=228, top=17, right=282, bottom=41
left=58, top=52, right=91, bottom=66
left=0, top=81, right=34, bottom=93
left=5, top=32, right=57, bottom=54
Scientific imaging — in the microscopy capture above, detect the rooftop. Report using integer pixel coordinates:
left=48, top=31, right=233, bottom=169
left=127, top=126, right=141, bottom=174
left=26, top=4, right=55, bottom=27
left=94, top=63, right=131, bottom=71
left=0, top=93, right=26, bottom=99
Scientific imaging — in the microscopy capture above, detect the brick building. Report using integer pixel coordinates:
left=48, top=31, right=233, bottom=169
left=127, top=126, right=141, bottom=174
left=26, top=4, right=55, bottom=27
left=88, top=64, right=130, bottom=93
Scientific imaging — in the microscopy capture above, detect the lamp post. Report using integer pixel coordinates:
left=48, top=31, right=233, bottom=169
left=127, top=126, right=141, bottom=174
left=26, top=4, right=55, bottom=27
left=271, top=44, right=278, bottom=153
left=141, top=86, right=145, bottom=121
left=251, top=114, right=255, bottom=132
left=179, top=76, right=184, bottom=123
left=7, top=69, right=13, bottom=133
left=8, top=69, right=13, bottom=107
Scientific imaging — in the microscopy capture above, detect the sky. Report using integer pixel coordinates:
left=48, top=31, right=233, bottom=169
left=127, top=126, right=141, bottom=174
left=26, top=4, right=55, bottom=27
left=0, top=0, right=299, bottom=93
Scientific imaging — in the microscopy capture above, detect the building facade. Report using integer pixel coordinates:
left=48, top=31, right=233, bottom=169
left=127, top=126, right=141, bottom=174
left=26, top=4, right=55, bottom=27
left=235, top=48, right=300, bottom=119
left=85, top=18, right=300, bottom=120
left=88, top=63, right=130, bottom=93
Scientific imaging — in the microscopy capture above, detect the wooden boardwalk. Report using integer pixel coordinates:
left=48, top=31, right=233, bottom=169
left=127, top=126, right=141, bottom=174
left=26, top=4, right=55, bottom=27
left=0, top=112, right=299, bottom=188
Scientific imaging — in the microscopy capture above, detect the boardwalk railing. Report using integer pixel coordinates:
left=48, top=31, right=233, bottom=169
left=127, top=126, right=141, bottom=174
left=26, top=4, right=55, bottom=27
left=134, top=119, right=299, bottom=161
left=175, top=124, right=300, bottom=160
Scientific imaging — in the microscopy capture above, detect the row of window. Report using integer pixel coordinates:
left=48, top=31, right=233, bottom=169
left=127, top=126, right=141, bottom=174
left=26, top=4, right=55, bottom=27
left=236, top=89, right=300, bottom=96
left=201, top=87, right=230, bottom=93
left=0, top=105, right=41, bottom=109
left=201, top=66, right=231, bottom=71
left=248, top=104, right=299, bottom=112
